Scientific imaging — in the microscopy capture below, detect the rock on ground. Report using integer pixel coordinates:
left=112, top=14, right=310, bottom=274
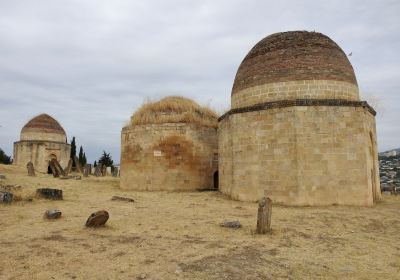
left=85, top=210, right=109, bottom=227
left=44, top=209, right=62, bottom=219
left=220, top=220, right=242, bottom=229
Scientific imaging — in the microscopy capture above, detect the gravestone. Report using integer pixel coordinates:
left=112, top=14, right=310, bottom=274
left=44, top=209, right=62, bottom=219
left=256, top=197, right=272, bottom=234
left=102, top=165, right=107, bottom=177
left=83, top=165, right=89, bottom=177
left=85, top=210, right=109, bottom=227
left=94, top=165, right=102, bottom=177
left=0, top=191, right=13, bottom=203
left=52, top=159, right=66, bottom=177
left=36, top=188, right=63, bottom=200
left=64, top=159, right=73, bottom=175
left=48, top=160, right=59, bottom=177
left=73, top=156, right=82, bottom=174
left=111, top=195, right=134, bottom=202
left=27, top=162, right=35, bottom=176
left=112, top=167, right=119, bottom=177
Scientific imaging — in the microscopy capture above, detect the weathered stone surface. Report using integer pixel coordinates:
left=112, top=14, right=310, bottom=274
left=27, top=162, right=35, bottom=176
left=73, top=156, right=82, bottom=174
left=36, top=188, right=63, bottom=200
left=0, top=174, right=6, bottom=180
left=44, top=209, right=62, bottom=219
left=85, top=210, right=109, bottom=227
left=83, top=165, right=89, bottom=177
left=220, top=220, right=242, bottom=229
left=111, top=196, right=134, bottom=202
left=59, top=175, right=81, bottom=180
left=64, top=158, right=73, bottom=175
left=48, top=160, right=59, bottom=177
left=0, top=191, right=13, bottom=203
left=120, top=123, right=218, bottom=191
left=52, top=159, right=66, bottom=176
left=94, top=165, right=102, bottom=177
left=112, top=167, right=119, bottom=177
left=256, top=197, right=272, bottom=234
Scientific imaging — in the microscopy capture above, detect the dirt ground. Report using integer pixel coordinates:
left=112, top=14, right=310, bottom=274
left=0, top=164, right=399, bottom=280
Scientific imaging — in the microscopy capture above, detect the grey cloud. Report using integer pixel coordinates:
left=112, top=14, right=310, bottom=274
left=1, top=0, right=399, bottom=163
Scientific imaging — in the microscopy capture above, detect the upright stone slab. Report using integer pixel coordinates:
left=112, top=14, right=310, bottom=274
left=83, top=165, right=89, bottom=177
left=74, top=156, right=82, bottom=174
left=94, top=165, right=102, bottom=177
left=102, top=165, right=107, bottom=177
left=256, top=197, right=272, bottom=234
left=52, top=159, right=66, bottom=177
left=64, top=159, right=72, bottom=175
left=27, top=162, right=35, bottom=176
left=112, top=167, right=119, bottom=177
left=48, top=160, right=59, bottom=177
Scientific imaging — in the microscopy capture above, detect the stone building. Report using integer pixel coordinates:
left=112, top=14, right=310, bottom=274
left=218, top=31, right=380, bottom=206
left=13, top=114, right=71, bottom=173
left=120, top=96, right=218, bottom=191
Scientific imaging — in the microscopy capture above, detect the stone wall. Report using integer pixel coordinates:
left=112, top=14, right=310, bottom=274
left=218, top=105, right=380, bottom=206
left=13, top=140, right=71, bottom=173
left=232, top=80, right=359, bottom=109
left=120, top=123, right=218, bottom=191
left=20, top=131, right=66, bottom=143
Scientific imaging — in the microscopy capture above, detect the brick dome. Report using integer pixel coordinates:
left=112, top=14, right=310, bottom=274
left=20, top=114, right=66, bottom=142
left=232, top=31, right=357, bottom=96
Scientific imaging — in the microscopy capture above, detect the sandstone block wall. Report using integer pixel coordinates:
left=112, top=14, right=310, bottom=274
left=120, top=123, right=218, bottom=191
left=13, top=141, right=71, bottom=173
left=232, top=80, right=359, bottom=109
left=219, top=105, right=380, bottom=206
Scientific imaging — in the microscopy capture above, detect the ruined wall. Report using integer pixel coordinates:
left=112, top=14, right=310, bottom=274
left=13, top=141, right=71, bottom=173
left=219, top=105, right=380, bottom=206
left=120, top=123, right=218, bottom=191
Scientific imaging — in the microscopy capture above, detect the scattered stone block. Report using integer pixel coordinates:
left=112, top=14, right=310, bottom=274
left=85, top=210, right=109, bottom=227
left=27, top=162, right=35, bottom=176
left=36, top=188, right=63, bottom=200
left=256, top=197, right=272, bottom=234
left=0, top=191, right=13, bottom=203
left=44, top=209, right=62, bottom=219
left=111, top=196, right=134, bottom=202
left=220, top=220, right=242, bottom=229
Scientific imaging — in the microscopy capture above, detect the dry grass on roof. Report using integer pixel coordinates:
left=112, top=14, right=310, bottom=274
left=130, top=96, right=218, bottom=128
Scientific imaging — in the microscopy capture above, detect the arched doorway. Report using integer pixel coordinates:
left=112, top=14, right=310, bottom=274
left=47, top=154, right=57, bottom=174
left=213, top=171, right=219, bottom=189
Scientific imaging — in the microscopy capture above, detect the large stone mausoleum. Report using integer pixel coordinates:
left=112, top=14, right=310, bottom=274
left=120, top=97, right=218, bottom=191
left=13, top=114, right=71, bottom=173
left=218, top=31, right=380, bottom=206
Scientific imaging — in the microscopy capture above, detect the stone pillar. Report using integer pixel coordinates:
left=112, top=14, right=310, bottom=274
left=256, top=197, right=272, bottom=234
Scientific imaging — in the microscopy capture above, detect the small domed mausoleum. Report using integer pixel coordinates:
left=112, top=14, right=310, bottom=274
left=13, top=114, right=71, bottom=173
left=120, top=96, right=218, bottom=191
left=218, top=31, right=380, bottom=206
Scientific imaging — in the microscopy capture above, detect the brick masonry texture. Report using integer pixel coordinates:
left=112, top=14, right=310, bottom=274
left=218, top=106, right=380, bottom=206
left=21, top=114, right=66, bottom=137
left=232, top=31, right=357, bottom=95
left=232, top=80, right=360, bottom=109
left=120, top=123, right=218, bottom=191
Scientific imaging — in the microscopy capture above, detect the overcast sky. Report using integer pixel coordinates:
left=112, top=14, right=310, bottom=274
left=0, top=0, right=399, bottom=163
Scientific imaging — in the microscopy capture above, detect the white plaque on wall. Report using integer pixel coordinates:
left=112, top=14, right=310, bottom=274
left=154, top=150, right=162, bottom=157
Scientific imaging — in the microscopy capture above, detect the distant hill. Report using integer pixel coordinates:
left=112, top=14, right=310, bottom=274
left=379, top=148, right=400, bottom=157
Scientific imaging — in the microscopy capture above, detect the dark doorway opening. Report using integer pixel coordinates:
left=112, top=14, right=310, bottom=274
left=213, top=171, right=219, bottom=189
